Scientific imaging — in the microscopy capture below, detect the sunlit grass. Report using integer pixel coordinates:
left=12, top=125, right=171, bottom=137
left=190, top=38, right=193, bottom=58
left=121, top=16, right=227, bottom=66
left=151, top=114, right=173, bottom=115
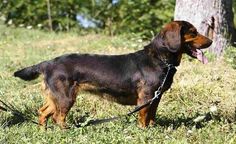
left=0, top=24, right=236, bottom=143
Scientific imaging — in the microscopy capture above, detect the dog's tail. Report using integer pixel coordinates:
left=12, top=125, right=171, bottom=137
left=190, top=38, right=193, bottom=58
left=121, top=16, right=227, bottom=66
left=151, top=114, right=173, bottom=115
left=14, top=61, right=48, bottom=81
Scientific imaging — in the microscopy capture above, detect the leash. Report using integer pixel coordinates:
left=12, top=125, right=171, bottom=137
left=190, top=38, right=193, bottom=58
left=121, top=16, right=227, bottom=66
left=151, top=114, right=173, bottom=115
left=75, top=63, right=175, bottom=127
left=0, top=99, right=39, bottom=126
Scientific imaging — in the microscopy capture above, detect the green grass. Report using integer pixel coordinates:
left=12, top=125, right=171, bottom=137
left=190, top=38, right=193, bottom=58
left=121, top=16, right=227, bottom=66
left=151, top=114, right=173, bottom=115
left=0, top=24, right=236, bottom=144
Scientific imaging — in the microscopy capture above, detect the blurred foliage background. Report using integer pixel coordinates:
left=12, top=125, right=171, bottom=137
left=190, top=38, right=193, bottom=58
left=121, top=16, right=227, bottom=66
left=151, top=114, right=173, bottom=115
left=0, top=0, right=235, bottom=38
left=0, top=0, right=174, bottom=38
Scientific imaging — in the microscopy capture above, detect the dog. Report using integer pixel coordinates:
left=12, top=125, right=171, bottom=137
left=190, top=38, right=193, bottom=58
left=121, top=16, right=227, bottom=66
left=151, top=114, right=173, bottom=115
left=14, top=21, right=212, bottom=128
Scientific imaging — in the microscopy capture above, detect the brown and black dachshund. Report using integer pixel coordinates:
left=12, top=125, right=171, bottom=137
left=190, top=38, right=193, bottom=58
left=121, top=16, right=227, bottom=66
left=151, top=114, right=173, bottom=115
left=14, top=21, right=212, bottom=128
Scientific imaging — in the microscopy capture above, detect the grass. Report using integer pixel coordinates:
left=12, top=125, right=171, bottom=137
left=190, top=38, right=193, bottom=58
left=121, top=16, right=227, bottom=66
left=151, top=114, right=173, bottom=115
left=0, top=24, right=236, bottom=144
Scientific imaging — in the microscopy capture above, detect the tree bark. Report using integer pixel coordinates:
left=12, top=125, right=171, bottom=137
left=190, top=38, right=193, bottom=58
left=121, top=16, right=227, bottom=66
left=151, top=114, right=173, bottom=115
left=46, top=0, right=53, bottom=31
left=174, top=0, right=235, bottom=57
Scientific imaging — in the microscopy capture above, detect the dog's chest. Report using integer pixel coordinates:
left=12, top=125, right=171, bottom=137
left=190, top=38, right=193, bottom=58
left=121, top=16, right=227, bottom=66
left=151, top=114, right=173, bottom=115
left=76, top=83, right=137, bottom=105
left=161, top=67, right=177, bottom=92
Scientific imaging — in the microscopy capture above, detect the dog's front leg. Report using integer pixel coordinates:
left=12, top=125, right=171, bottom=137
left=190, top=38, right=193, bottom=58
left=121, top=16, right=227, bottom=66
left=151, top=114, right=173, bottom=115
left=137, top=88, right=153, bottom=128
left=148, top=93, right=163, bottom=126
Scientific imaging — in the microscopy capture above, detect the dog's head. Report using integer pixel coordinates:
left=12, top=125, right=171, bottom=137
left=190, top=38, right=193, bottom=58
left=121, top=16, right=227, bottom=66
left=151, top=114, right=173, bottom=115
left=147, top=21, right=212, bottom=64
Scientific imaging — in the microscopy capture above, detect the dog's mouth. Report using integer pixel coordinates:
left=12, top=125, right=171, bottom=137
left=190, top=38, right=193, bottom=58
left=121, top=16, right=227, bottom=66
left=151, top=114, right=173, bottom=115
left=191, top=48, right=208, bottom=64
left=186, top=45, right=208, bottom=64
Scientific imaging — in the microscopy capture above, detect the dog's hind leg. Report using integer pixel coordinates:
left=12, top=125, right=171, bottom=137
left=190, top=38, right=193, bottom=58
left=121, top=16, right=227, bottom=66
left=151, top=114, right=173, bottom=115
left=38, top=84, right=57, bottom=128
left=50, top=80, right=78, bottom=129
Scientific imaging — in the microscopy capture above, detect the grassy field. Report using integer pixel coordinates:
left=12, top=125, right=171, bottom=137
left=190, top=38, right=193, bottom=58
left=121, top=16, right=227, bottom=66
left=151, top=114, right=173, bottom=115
left=0, top=24, right=236, bottom=144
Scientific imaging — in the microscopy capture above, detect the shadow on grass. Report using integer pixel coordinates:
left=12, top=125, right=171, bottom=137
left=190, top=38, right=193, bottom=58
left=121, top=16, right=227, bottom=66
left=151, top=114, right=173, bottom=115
left=71, top=111, right=227, bottom=129
left=0, top=100, right=38, bottom=128
left=156, top=112, right=223, bottom=129
left=1, top=100, right=235, bottom=130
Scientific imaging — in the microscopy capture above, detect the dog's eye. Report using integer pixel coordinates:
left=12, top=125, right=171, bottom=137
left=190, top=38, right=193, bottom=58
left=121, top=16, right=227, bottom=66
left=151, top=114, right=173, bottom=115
left=189, top=31, right=197, bottom=37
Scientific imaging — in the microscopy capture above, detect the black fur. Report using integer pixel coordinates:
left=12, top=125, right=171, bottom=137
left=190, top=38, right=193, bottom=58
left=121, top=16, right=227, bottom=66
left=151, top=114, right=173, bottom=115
left=13, top=21, right=212, bottom=128
left=14, top=65, right=40, bottom=81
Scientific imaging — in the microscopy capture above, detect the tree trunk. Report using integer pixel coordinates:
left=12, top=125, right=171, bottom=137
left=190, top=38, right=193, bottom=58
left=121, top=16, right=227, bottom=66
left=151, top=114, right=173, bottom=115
left=46, top=0, right=53, bottom=32
left=174, top=0, right=235, bottom=57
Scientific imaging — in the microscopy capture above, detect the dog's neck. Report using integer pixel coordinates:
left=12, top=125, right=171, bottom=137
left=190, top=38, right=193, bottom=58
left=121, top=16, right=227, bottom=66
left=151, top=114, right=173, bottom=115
left=144, top=41, right=183, bottom=66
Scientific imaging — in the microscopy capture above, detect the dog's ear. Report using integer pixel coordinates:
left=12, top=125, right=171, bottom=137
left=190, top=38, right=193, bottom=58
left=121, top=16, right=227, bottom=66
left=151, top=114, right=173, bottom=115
left=161, top=23, right=182, bottom=52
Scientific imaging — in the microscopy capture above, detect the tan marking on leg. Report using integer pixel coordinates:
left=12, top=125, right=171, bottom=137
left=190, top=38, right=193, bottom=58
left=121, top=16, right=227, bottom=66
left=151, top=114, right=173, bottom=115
left=137, top=86, right=151, bottom=128
left=38, top=82, right=57, bottom=128
left=136, top=79, right=158, bottom=128
left=52, top=112, right=68, bottom=129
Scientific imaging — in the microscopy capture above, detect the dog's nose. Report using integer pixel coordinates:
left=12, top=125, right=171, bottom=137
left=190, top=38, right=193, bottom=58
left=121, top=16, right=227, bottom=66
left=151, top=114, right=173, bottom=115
left=205, top=39, right=213, bottom=47
left=209, top=39, right=213, bottom=45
